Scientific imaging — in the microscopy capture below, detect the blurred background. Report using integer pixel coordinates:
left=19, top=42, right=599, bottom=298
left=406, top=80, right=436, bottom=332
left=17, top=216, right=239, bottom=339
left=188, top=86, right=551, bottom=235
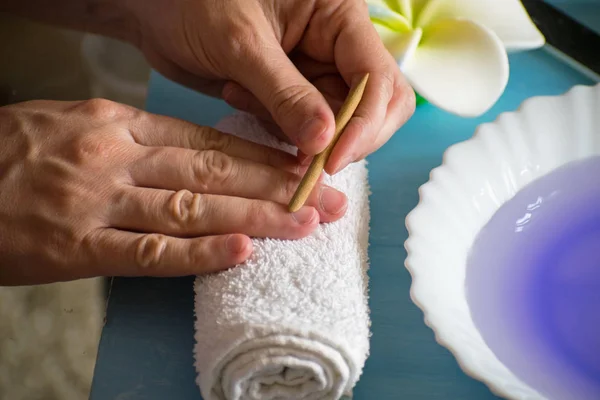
left=0, top=12, right=150, bottom=400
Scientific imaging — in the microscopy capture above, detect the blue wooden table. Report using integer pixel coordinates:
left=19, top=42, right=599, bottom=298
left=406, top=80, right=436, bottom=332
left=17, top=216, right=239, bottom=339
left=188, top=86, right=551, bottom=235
left=90, top=2, right=600, bottom=399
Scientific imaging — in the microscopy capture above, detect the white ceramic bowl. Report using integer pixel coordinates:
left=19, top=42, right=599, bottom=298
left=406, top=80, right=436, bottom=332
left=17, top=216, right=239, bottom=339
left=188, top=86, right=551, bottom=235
left=404, top=83, right=600, bottom=399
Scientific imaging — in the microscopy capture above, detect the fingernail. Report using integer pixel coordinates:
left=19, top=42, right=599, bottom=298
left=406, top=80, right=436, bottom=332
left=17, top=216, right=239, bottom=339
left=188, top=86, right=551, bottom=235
left=319, top=187, right=347, bottom=215
left=226, top=234, right=249, bottom=254
left=292, top=207, right=318, bottom=225
left=298, top=117, right=327, bottom=146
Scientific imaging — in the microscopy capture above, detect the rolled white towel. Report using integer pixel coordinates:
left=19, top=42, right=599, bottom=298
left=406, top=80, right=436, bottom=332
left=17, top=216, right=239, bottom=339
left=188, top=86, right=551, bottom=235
left=193, top=112, right=371, bottom=400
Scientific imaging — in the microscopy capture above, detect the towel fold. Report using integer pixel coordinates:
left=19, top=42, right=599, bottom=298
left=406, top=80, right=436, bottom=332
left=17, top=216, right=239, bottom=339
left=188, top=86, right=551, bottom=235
left=193, top=113, right=371, bottom=400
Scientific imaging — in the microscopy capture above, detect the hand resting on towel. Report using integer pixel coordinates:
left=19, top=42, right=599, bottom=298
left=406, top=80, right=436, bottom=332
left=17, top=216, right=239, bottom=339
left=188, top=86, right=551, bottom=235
left=0, top=100, right=347, bottom=285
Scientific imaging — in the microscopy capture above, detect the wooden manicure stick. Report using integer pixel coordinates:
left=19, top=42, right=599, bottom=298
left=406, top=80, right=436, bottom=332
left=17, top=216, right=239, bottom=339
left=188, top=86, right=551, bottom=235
left=288, top=73, right=369, bottom=213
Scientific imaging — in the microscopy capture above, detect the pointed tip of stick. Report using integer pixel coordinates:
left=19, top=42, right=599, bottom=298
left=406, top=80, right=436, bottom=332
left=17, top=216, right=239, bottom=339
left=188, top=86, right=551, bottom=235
left=286, top=73, right=370, bottom=212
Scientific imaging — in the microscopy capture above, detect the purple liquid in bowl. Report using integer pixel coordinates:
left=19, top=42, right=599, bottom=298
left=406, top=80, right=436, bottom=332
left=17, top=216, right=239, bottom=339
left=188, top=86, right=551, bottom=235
left=466, top=155, right=600, bottom=399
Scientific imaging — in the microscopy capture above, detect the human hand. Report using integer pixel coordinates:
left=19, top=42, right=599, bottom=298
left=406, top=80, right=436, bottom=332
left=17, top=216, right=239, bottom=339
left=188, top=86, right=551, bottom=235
left=128, top=0, right=416, bottom=173
left=0, top=99, right=347, bottom=285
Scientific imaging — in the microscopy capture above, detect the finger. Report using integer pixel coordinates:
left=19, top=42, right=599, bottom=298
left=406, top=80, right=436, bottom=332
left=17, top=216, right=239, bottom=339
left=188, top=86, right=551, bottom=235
left=128, top=147, right=345, bottom=221
left=221, top=54, right=341, bottom=118
left=224, top=28, right=336, bottom=156
left=322, top=71, right=392, bottom=174
left=88, top=228, right=252, bottom=277
left=129, top=114, right=301, bottom=173
left=109, top=187, right=320, bottom=240
left=355, top=81, right=416, bottom=160
left=326, top=69, right=414, bottom=174
left=308, top=1, right=415, bottom=173
left=222, top=74, right=346, bottom=138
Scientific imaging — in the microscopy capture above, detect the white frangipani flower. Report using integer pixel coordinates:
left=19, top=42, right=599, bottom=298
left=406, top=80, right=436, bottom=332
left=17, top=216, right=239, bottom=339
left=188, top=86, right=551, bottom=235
left=368, top=0, right=545, bottom=117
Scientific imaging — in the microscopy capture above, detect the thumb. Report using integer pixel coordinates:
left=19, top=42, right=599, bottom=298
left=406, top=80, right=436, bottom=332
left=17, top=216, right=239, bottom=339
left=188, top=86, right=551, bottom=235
left=224, top=34, right=335, bottom=156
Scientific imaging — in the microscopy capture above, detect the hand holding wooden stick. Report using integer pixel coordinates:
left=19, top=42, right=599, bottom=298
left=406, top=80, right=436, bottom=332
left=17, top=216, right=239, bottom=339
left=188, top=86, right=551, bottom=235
left=288, top=73, right=370, bottom=213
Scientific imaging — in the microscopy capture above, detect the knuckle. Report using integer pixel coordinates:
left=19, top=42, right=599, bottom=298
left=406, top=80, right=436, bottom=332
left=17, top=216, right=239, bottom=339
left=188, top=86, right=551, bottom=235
left=168, top=189, right=204, bottom=225
left=199, top=127, right=233, bottom=152
left=187, top=242, right=209, bottom=266
left=270, top=84, right=312, bottom=121
left=194, top=150, right=234, bottom=190
left=72, top=98, right=130, bottom=121
left=135, top=233, right=168, bottom=269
